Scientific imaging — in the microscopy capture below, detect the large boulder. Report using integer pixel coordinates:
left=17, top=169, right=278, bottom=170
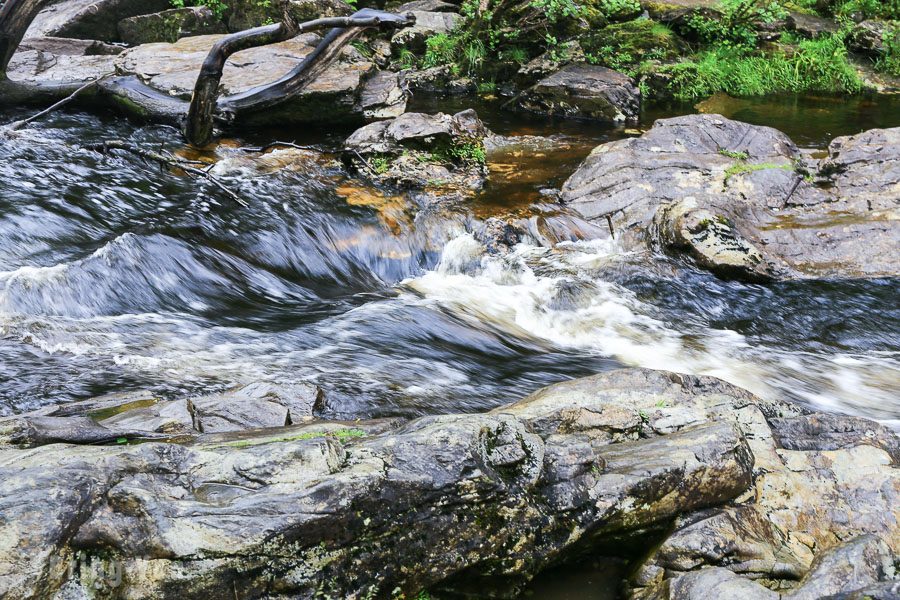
left=390, top=10, right=460, bottom=55
left=112, top=32, right=408, bottom=125
left=117, top=7, right=226, bottom=46
left=560, top=114, right=900, bottom=280
left=25, top=0, right=171, bottom=42
left=510, top=63, right=641, bottom=123
left=0, top=368, right=896, bottom=599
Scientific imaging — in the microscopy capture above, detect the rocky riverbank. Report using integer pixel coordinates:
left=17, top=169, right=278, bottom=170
left=1, top=368, right=897, bottom=599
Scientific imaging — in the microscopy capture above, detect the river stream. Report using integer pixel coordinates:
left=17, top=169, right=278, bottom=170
left=1, top=94, right=899, bottom=596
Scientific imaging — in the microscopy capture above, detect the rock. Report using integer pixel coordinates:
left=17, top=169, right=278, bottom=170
left=561, top=114, right=900, bottom=280
left=117, top=7, right=226, bottom=46
left=403, top=64, right=476, bottom=94
left=787, top=11, right=840, bottom=38
left=224, top=0, right=351, bottom=32
left=768, top=413, right=900, bottom=463
left=342, top=109, right=489, bottom=193
left=0, top=368, right=761, bottom=599
left=17, top=36, right=123, bottom=56
left=191, top=381, right=324, bottom=433
left=98, top=399, right=195, bottom=435
left=0, top=414, right=168, bottom=446
left=516, top=41, right=585, bottom=86
left=112, top=33, right=408, bottom=125
left=849, top=19, right=895, bottom=55
left=391, top=10, right=460, bottom=55
left=25, top=0, right=171, bottom=43
left=510, top=63, right=641, bottom=123
left=579, top=18, right=686, bottom=68
left=783, top=535, right=896, bottom=600
left=397, top=0, right=460, bottom=12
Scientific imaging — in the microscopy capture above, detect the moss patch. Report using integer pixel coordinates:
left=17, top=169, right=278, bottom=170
left=582, top=19, right=685, bottom=70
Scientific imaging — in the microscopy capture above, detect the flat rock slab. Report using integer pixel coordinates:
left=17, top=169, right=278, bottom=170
left=511, top=63, right=640, bottom=123
left=25, top=0, right=171, bottom=42
left=113, top=33, right=407, bottom=123
left=561, top=114, right=900, bottom=280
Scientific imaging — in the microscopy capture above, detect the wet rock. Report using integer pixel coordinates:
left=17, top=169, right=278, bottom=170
left=784, top=535, right=896, bottom=600
left=25, top=0, right=171, bottom=43
left=7, top=37, right=119, bottom=87
left=769, top=412, right=900, bottom=463
left=390, top=10, right=460, bottom=55
left=0, top=414, right=167, bottom=446
left=787, top=11, right=840, bottom=38
left=224, top=0, right=351, bottom=32
left=98, top=399, right=194, bottom=435
left=117, top=7, right=226, bottom=46
left=0, top=368, right=757, bottom=599
left=510, top=63, right=641, bottom=123
left=191, top=381, right=324, bottom=433
left=342, top=109, right=489, bottom=192
left=113, top=33, right=407, bottom=125
left=561, top=114, right=900, bottom=280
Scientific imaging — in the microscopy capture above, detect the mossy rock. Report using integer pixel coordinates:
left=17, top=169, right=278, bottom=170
left=581, top=19, right=686, bottom=67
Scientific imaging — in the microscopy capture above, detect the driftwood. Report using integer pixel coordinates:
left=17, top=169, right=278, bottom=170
left=0, top=0, right=414, bottom=146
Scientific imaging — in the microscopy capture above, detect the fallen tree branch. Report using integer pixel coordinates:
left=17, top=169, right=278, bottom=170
left=85, top=140, right=248, bottom=207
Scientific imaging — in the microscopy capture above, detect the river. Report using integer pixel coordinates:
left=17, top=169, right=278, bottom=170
left=1, top=93, right=899, bottom=596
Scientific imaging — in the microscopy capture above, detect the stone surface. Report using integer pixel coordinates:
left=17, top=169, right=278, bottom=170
left=391, top=10, right=460, bottom=55
left=561, top=114, right=900, bottom=280
left=343, top=109, right=489, bottom=193
left=849, top=19, right=895, bottom=55
left=113, top=33, right=408, bottom=124
left=511, top=63, right=641, bottom=123
left=7, top=37, right=118, bottom=87
left=787, top=11, right=840, bottom=38
left=117, top=7, right=226, bottom=46
left=224, top=0, right=351, bottom=32
left=0, top=368, right=896, bottom=599
left=190, top=381, right=324, bottom=433
left=0, top=368, right=762, bottom=599
left=25, top=0, right=171, bottom=42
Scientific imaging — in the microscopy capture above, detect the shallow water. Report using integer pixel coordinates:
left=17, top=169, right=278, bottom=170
left=1, top=95, right=899, bottom=433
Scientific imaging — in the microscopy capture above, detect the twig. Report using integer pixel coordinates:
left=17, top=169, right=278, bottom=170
left=2, top=75, right=110, bottom=132
left=86, top=140, right=248, bottom=207
left=605, top=214, right=615, bottom=239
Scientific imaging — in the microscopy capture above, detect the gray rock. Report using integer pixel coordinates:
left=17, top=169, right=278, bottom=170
left=224, top=0, right=351, bottom=32
left=0, top=368, right=755, bottom=599
left=784, top=535, right=896, bottom=600
left=25, top=0, right=171, bottom=42
left=343, top=109, right=489, bottom=192
left=191, top=381, right=324, bottom=433
left=111, top=33, right=408, bottom=125
left=787, top=11, right=840, bottom=38
left=663, top=567, right=779, bottom=600
left=403, top=64, right=476, bottom=94
left=397, top=0, right=459, bottom=12
left=849, top=19, right=895, bottom=55
left=391, top=10, right=460, bottom=55
left=117, top=7, right=226, bottom=46
left=769, top=413, right=900, bottom=464
left=17, top=36, right=123, bottom=56
left=560, top=114, right=900, bottom=280
left=99, top=399, right=194, bottom=435
left=511, top=63, right=641, bottom=123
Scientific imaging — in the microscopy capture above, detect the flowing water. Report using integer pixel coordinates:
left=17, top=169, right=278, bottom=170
left=0, top=95, right=899, bottom=596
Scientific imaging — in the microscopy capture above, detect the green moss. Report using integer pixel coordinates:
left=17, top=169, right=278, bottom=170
left=217, top=428, right=366, bottom=449
left=718, top=149, right=750, bottom=160
left=724, top=161, right=793, bottom=180
left=583, top=19, right=684, bottom=71
left=876, top=25, right=900, bottom=77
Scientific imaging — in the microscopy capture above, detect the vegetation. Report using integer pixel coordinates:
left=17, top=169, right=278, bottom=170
left=217, top=428, right=366, bottom=449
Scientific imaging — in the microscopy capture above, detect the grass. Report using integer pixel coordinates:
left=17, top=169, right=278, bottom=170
left=718, top=149, right=750, bottom=160
left=655, top=33, right=862, bottom=101
left=724, top=161, right=793, bottom=181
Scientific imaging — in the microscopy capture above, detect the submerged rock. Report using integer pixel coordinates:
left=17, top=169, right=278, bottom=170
left=117, top=7, right=226, bottom=46
left=510, top=63, right=641, bottom=123
left=342, top=109, right=489, bottom=193
left=0, top=368, right=895, bottom=599
left=561, top=114, right=900, bottom=280
left=25, top=0, right=171, bottom=42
